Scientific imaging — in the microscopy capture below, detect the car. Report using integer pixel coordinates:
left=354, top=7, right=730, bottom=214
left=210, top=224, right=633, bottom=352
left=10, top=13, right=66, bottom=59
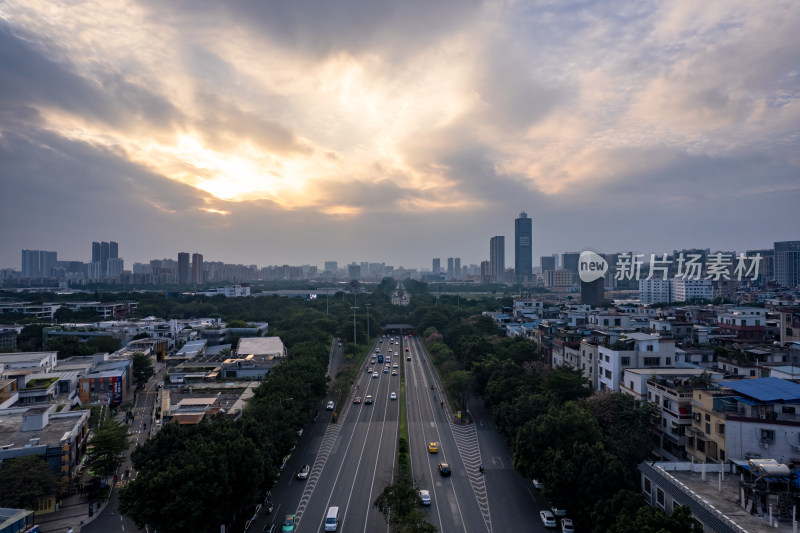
left=392, top=363, right=398, bottom=368
left=282, top=514, right=298, bottom=532
left=539, top=510, right=557, bottom=528
left=532, top=479, right=544, bottom=489
left=428, top=442, right=439, bottom=453
left=406, top=356, right=411, bottom=361
left=394, top=352, right=398, bottom=356
left=405, top=347, right=409, bottom=351
left=560, top=518, right=575, bottom=533
left=353, top=396, right=362, bottom=404
left=296, top=464, right=310, bottom=480
left=418, top=489, right=431, bottom=506
left=364, top=395, right=373, bottom=404
left=391, top=370, right=398, bottom=376
left=438, top=463, right=451, bottom=476
left=372, top=372, right=379, bottom=378
left=383, top=367, right=389, bottom=373
left=326, top=401, right=335, bottom=411
left=390, top=392, right=397, bottom=400
left=390, top=341, right=394, bottom=344
left=552, top=506, right=567, bottom=517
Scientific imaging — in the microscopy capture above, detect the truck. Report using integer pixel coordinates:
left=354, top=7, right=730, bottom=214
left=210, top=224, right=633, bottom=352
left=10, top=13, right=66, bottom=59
left=377, top=354, right=384, bottom=363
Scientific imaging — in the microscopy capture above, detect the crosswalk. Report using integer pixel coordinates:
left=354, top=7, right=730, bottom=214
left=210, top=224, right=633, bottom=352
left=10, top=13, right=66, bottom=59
left=295, top=423, right=342, bottom=519
left=449, top=422, right=492, bottom=533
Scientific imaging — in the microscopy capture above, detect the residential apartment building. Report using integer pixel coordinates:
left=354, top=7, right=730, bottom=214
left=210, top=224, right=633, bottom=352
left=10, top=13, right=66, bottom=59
left=597, top=333, right=676, bottom=391
left=716, top=307, right=767, bottom=343
left=639, top=279, right=672, bottom=304
left=671, top=277, right=713, bottom=302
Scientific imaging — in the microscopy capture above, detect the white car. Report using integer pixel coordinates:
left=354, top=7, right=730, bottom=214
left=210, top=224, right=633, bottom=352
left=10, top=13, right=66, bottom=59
left=532, top=479, right=544, bottom=489
left=372, top=372, right=379, bottom=378
left=326, top=401, right=334, bottom=411
left=560, top=518, right=575, bottom=533
left=390, top=392, right=397, bottom=400
left=540, top=510, right=556, bottom=528
left=418, top=489, right=431, bottom=506
left=552, top=506, right=567, bottom=517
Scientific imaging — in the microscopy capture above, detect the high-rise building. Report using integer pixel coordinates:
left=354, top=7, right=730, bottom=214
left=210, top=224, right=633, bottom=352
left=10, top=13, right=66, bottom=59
left=21, top=249, right=57, bottom=278
left=581, top=278, right=605, bottom=307
left=109, top=241, right=119, bottom=260
left=348, top=263, right=361, bottom=280
left=540, top=255, right=555, bottom=273
left=178, top=252, right=191, bottom=285
left=561, top=252, right=580, bottom=278
left=447, top=257, right=454, bottom=279
left=639, top=279, right=672, bottom=304
left=432, top=258, right=441, bottom=275
left=490, top=236, right=505, bottom=283
left=514, top=212, right=532, bottom=283
left=107, top=258, right=124, bottom=277
left=100, top=242, right=110, bottom=275
left=746, top=249, right=774, bottom=282
left=774, top=241, right=800, bottom=288
left=324, top=261, right=338, bottom=277
left=92, top=242, right=101, bottom=264
left=480, top=260, right=491, bottom=283
left=454, top=258, right=461, bottom=279
left=192, top=253, right=204, bottom=284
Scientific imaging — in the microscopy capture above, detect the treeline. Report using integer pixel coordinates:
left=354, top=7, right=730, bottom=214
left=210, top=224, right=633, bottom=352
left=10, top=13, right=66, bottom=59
left=118, top=302, right=336, bottom=532
left=414, top=287, right=699, bottom=533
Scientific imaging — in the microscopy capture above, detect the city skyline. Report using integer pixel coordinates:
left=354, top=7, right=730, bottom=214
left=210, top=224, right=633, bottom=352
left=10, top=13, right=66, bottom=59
left=1, top=2, right=799, bottom=270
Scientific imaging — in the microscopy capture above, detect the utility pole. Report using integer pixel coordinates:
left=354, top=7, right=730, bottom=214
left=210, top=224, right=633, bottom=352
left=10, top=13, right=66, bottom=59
left=351, top=306, right=359, bottom=345
left=326, top=289, right=329, bottom=316
left=364, top=303, right=372, bottom=341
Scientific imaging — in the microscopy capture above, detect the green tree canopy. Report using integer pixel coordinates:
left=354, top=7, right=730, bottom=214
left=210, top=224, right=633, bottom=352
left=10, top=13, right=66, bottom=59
left=86, top=420, right=130, bottom=477
left=540, top=366, right=592, bottom=403
left=132, top=352, right=155, bottom=388
left=0, top=455, right=60, bottom=509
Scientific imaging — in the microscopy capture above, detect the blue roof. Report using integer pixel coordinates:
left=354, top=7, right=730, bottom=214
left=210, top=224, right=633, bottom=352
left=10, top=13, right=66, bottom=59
left=721, top=377, right=800, bottom=403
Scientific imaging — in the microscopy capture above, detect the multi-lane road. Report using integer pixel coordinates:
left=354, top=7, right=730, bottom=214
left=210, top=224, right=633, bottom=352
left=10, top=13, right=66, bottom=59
left=254, top=333, right=551, bottom=533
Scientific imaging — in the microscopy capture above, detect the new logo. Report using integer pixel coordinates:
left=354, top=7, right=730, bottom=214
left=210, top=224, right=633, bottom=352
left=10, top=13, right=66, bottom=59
left=579, top=251, right=607, bottom=283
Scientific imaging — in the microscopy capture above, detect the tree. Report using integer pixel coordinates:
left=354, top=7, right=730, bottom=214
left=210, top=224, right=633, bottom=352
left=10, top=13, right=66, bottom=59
left=85, top=420, right=130, bottom=477
left=540, top=366, right=592, bottom=403
left=583, top=392, right=660, bottom=473
left=44, top=335, right=91, bottom=358
left=15, top=324, right=46, bottom=352
left=0, top=455, right=60, bottom=509
left=444, top=370, right=474, bottom=412
left=131, top=352, right=155, bottom=388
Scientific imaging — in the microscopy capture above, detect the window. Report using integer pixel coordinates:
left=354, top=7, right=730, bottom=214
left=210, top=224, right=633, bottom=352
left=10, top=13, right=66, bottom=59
left=630, top=381, right=634, bottom=390
left=782, top=406, right=796, bottom=414
left=647, top=344, right=654, bottom=352
left=717, top=423, right=725, bottom=435
left=750, top=370, right=756, bottom=377
left=666, top=358, right=672, bottom=365
left=705, top=422, right=710, bottom=434
left=705, top=414, right=710, bottom=421
left=644, top=477, right=652, bottom=495
left=644, top=357, right=660, bottom=366
left=615, top=319, right=621, bottom=326
left=656, top=487, right=665, bottom=509
left=621, top=357, right=630, bottom=365
left=720, top=450, right=725, bottom=461
left=605, top=369, right=612, bottom=379
left=762, top=429, right=775, bottom=443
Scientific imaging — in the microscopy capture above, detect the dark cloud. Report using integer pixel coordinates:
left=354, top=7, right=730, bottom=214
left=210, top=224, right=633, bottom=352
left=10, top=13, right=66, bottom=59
left=0, top=22, right=183, bottom=131
left=142, top=0, right=483, bottom=61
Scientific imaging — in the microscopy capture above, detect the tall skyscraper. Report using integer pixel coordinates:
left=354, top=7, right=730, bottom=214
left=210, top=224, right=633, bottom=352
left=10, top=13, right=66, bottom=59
left=109, top=241, right=119, bottom=260
left=540, top=255, right=555, bottom=272
left=581, top=278, right=605, bottom=307
left=92, top=242, right=101, bottom=264
left=178, top=252, right=190, bottom=285
left=774, top=241, right=800, bottom=288
left=447, top=257, right=454, bottom=279
left=100, top=242, right=110, bottom=275
left=490, top=236, right=505, bottom=283
left=432, top=258, right=441, bottom=275
left=324, top=261, right=338, bottom=277
left=514, top=212, right=532, bottom=283
left=192, top=253, right=204, bottom=284
left=21, top=250, right=57, bottom=278
left=454, top=258, right=461, bottom=279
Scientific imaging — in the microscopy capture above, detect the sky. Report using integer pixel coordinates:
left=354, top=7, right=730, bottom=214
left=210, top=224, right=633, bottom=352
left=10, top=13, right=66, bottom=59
left=1, top=0, right=799, bottom=272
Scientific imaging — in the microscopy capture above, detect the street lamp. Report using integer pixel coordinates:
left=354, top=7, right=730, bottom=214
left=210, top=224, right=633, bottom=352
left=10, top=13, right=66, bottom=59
left=279, top=397, right=294, bottom=406
left=350, top=306, right=359, bottom=346
left=364, top=303, right=372, bottom=341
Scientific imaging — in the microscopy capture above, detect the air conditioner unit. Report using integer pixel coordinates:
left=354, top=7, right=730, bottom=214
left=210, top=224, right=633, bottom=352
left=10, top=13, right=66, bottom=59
left=760, top=414, right=767, bottom=419
left=761, top=442, right=769, bottom=449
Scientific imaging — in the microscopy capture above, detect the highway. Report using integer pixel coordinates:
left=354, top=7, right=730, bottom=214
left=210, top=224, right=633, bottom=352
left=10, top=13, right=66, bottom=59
left=253, top=333, right=550, bottom=533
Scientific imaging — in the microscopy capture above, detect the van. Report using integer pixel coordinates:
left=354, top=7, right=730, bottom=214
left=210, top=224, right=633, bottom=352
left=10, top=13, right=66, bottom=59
left=324, top=506, right=339, bottom=531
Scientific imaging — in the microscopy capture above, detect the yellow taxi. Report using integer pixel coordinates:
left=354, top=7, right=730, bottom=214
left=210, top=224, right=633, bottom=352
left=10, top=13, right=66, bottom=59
left=428, top=442, right=439, bottom=453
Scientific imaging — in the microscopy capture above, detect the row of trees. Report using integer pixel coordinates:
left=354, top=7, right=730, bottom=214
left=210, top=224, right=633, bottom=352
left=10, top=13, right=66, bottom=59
left=409, top=281, right=699, bottom=533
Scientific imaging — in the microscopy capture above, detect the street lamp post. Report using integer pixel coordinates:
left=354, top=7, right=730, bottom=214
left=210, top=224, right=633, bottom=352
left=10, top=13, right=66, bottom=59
left=279, top=397, right=294, bottom=407
left=364, top=303, right=371, bottom=341
left=351, top=306, right=359, bottom=345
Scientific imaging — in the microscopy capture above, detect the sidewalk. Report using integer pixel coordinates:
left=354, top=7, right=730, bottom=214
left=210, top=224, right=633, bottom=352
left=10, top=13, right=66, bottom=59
left=35, top=491, right=109, bottom=533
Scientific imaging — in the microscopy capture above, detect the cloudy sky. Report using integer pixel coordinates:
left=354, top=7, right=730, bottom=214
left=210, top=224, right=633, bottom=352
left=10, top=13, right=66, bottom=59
left=1, top=0, right=798, bottom=271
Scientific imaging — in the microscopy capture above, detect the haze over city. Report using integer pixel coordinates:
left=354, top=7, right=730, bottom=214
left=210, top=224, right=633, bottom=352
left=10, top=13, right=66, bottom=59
left=1, top=1, right=799, bottom=270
